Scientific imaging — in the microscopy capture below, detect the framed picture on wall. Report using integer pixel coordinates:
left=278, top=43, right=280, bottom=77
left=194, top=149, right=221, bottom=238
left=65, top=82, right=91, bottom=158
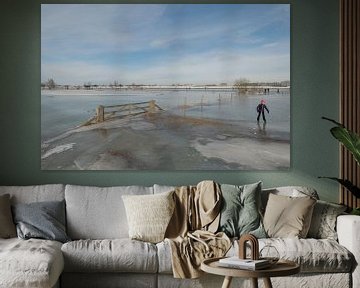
left=41, top=4, right=290, bottom=170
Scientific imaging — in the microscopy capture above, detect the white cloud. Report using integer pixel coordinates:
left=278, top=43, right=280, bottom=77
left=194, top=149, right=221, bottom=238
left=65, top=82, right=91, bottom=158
left=131, top=49, right=289, bottom=84
left=42, top=46, right=289, bottom=85
left=41, top=61, right=125, bottom=85
left=41, top=4, right=167, bottom=55
left=41, top=4, right=290, bottom=85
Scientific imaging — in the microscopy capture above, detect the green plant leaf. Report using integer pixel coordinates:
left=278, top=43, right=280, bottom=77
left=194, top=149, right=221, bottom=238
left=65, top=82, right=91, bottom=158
left=330, top=127, right=360, bottom=165
left=351, top=208, right=360, bottom=215
left=318, top=177, right=360, bottom=198
left=322, top=117, right=344, bottom=127
left=322, top=117, right=360, bottom=165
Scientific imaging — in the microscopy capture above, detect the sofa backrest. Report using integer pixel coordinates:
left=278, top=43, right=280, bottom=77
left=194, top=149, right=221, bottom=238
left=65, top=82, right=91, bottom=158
left=65, top=184, right=154, bottom=240
left=1, top=184, right=321, bottom=240
left=153, top=184, right=176, bottom=194
left=0, top=184, right=65, bottom=204
left=154, top=184, right=320, bottom=212
left=261, top=186, right=319, bottom=212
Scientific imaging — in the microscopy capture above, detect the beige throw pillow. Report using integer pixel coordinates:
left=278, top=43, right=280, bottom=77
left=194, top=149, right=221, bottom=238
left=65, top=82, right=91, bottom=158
left=0, top=194, right=17, bottom=238
left=263, top=193, right=316, bottom=238
left=122, top=191, right=175, bottom=243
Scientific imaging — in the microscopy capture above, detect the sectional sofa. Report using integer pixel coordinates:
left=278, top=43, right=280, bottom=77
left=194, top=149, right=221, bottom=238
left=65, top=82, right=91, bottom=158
left=0, top=183, right=359, bottom=288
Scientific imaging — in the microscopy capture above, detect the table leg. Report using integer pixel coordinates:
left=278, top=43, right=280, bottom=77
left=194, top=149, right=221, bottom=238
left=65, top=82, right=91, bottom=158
left=251, top=278, right=258, bottom=288
left=221, top=276, right=233, bottom=288
left=263, top=277, right=273, bottom=288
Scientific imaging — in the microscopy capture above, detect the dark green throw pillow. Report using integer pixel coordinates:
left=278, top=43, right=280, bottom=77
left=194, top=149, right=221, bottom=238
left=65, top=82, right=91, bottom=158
left=218, top=182, right=266, bottom=238
left=12, top=200, right=70, bottom=243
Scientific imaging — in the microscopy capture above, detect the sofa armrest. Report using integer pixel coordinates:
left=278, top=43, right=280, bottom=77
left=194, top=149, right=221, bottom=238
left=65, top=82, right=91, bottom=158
left=337, top=215, right=360, bottom=288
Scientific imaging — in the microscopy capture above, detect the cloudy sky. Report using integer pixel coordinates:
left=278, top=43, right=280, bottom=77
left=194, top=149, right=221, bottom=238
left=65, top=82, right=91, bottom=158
left=41, top=4, right=290, bottom=85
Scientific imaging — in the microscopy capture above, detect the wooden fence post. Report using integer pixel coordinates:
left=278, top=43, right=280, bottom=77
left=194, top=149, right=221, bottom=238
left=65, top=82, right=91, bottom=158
left=96, top=105, right=104, bottom=123
left=148, top=100, right=156, bottom=113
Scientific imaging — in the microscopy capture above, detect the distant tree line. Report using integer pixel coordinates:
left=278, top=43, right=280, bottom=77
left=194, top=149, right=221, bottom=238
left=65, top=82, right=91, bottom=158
left=41, top=78, right=290, bottom=91
left=233, top=78, right=290, bottom=93
left=41, top=79, right=125, bottom=90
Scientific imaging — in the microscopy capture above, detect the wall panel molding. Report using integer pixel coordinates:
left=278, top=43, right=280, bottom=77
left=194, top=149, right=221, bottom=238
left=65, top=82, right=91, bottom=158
left=340, top=0, right=360, bottom=207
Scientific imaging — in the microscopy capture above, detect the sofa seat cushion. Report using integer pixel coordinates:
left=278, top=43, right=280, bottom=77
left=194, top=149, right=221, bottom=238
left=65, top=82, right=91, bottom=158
left=230, top=238, right=353, bottom=273
left=62, top=239, right=158, bottom=273
left=261, top=238, right=353, bottom=272
left=156, top=240, right=173, bottom=274
left=0, top=238, right=64, bottom=288
left=157, top=238, right=353, bottom=274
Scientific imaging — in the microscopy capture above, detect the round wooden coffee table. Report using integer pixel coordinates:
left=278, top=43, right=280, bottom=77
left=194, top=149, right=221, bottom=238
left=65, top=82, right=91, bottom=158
left=201, top=257, right=300, bottom=288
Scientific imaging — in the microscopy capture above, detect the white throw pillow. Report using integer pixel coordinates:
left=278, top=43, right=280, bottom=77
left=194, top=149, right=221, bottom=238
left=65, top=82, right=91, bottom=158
left=122, top=191, right=175, bottom=243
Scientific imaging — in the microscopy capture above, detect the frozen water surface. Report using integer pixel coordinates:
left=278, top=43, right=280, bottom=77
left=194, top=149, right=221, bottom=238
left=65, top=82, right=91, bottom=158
left=41, top=89, right=290, bottom=170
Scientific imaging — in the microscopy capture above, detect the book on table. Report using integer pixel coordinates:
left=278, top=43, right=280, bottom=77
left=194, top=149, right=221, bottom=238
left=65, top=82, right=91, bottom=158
left=218, top=257, right=271, bottom=270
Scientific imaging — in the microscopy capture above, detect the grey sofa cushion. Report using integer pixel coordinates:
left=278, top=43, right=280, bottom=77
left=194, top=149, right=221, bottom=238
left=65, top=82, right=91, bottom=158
left=62, top=239, right=158, bottom=273
left=0, top=184, right=65, bottom=204
left=156, top=240, right=173, bottom=274
left=65, top=185, right=153, bottom=239
left=12, top=200, right=70, bottom=243
left=153, top=184, right=176, bottom=194
left=0, top=238, right=64, bottom=288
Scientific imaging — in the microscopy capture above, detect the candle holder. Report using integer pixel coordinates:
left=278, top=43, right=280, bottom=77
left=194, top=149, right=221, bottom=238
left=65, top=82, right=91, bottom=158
left=238, top=234, right=259, bottom=260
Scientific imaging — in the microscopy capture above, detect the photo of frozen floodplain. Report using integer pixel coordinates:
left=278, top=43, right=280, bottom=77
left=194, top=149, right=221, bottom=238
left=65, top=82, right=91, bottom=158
left=41, top=4, right=290, bottom=170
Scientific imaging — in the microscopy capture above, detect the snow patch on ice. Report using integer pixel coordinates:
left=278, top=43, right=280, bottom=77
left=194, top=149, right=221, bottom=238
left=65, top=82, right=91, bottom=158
left=42, top=143, right=76, bottom=159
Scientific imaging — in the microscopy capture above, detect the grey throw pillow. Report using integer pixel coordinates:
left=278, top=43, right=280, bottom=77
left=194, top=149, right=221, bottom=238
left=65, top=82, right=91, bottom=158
left=12, top=200, right=70, bottom=243
left=0, top=194, right=17, bottom=238
left=218, top=182, right=266, bottom=238
left=307, top=200, right=347, bottom=240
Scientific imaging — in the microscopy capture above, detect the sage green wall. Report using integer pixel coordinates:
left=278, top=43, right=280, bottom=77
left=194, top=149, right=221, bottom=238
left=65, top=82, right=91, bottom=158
left=0, top=0, right=340, bottom=202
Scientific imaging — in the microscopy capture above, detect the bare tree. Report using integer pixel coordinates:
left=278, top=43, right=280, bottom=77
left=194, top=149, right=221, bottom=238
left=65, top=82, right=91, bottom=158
left=46, top=78, right=56, bottom=90
left=234, top=78, right=250, bottom=93
left=84, top=82, right=92, bottom=89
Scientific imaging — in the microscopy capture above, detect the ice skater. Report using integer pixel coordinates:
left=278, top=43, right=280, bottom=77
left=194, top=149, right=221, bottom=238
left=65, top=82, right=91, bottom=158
left=256, top=99, right=269, bottom=122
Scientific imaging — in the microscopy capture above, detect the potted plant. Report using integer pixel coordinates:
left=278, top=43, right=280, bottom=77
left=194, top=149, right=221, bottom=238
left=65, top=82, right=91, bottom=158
left=320, top=117, right=360, bottom=215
